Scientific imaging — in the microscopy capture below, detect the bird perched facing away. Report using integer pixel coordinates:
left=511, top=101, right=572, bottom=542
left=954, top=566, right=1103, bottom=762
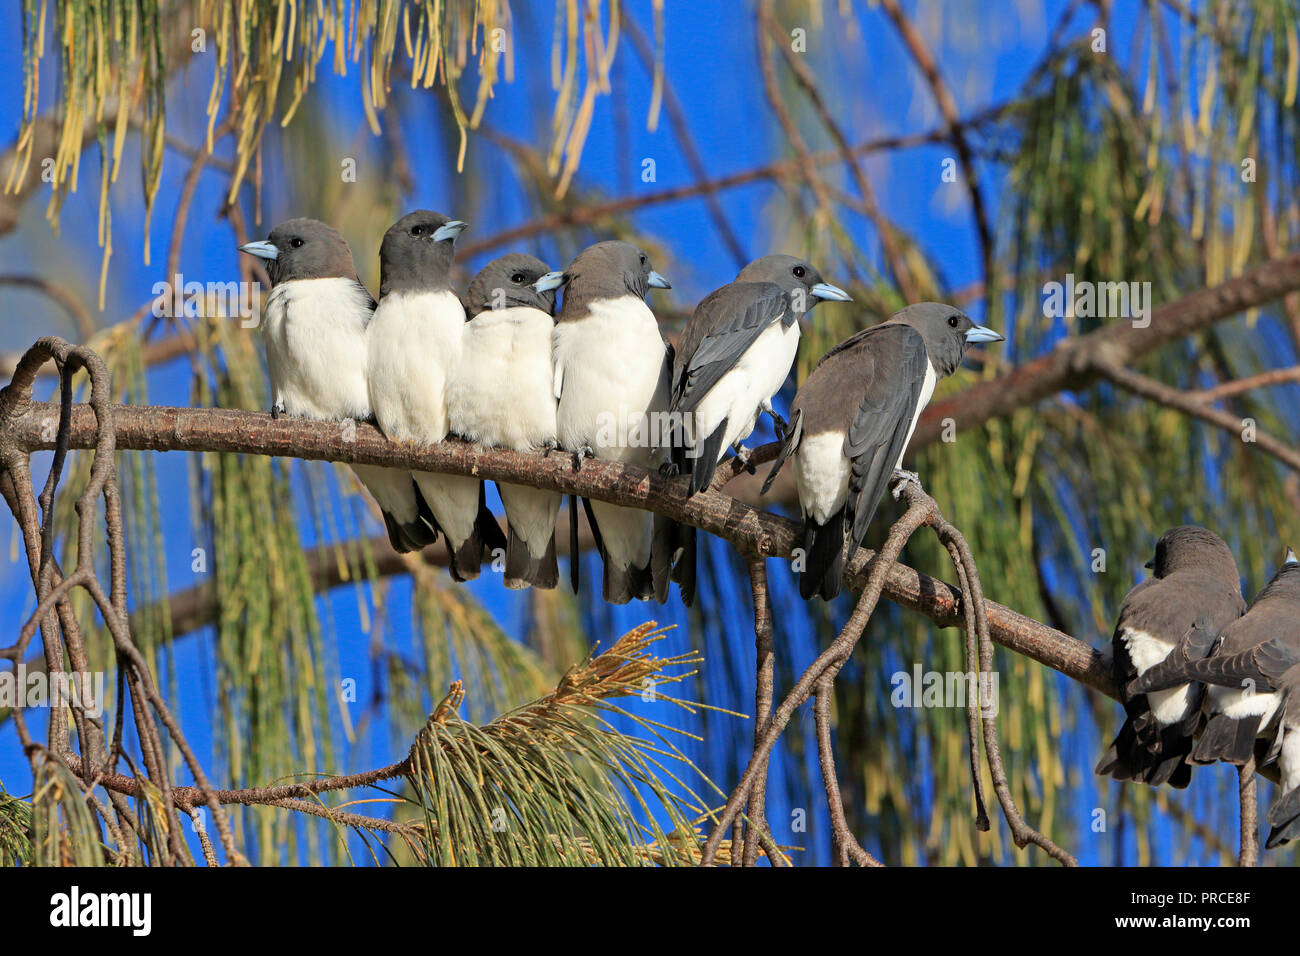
left=761, top=303, right=1003, bottom=601
left=446, top=253, right=563, bottom=589
left=1131, top=548, right=1300, bottom=847
left=365, top=210, right=505, bottom=581
left=551, top=240, right=675, bottom=604
left=666, top=255, right=850, bottom=605
left=240, top=217, right=435, bottom=554
left=1094, top=526, right=1246, bottom=789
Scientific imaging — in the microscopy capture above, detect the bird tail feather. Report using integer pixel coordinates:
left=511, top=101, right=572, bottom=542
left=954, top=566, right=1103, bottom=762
left=1266, top=786, right=1300, bottom=849
left=504, top=526, right=558, bottom=590
left=1191, top=714, right=1262, bottom=765
left=800, top=506, right=846, bottom=602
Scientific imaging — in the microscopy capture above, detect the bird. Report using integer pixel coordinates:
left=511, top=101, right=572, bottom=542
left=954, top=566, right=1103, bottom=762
left=670, top=255, right=852, bottom=492
left=239, top=217, right=436, bottom=554
left=1130, top=547, right=1300, bottom=846
left=551, top=240, right=675, bottom=604
left=1093, top=526, right=1246, bottom=789
left=665, top=255, right=851, bottom=605
left=365, top=209, right=505, bottom=581
left=761, top=303, right=1003, bottom=601
left=446, top=253, right=563, bottom=589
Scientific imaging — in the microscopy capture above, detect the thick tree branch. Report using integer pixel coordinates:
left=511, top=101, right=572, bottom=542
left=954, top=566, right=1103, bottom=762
left=913, top=251, right=1300, bottom=450
left=6, top=400, right=1116, bottom=702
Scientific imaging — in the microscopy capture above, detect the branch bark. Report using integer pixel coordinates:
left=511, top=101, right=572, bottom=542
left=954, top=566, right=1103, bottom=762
left=913, top=251, right=1300, bottom=451
left=6, top=400, right=1118, bottom=702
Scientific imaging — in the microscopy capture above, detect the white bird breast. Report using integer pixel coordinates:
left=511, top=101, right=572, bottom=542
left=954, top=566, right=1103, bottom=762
left=261, top=277, right=374, bottom=420
left=691, top=319, right=800, bottom=457
left=448, top=306, right=557, bottom=450
left=1120, top=627, right=1193, bottom=727
left=365, top=288, right=465, bottom=442
left=552, top=295, right=671, bottom=467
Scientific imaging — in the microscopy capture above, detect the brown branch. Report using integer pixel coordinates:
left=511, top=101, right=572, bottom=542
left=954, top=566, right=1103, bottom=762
left=914, top=250, right=1300, bottom=451
left=1238, top=756, right=1258, bottom=868
left=6, top=399, right=1117, bottom=702
left=1092, top=359, right=1300, bottom=474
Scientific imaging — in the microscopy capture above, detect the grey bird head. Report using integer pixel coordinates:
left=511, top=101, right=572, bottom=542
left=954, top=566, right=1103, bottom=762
left=378, top=210, right=468, bottom=298
left=735, top=254, right=851, bottom=316
left=239, top=218, right=360, bottom=287
left=1253, top=547, right=1300, bottom=604
left=1142, top=525, right=1239, bottom=579
left=885, top=302, right=1003, bottom=376
left=464, top=253, right=558, bottom=317
left=555, top=240, right=670, bottom=318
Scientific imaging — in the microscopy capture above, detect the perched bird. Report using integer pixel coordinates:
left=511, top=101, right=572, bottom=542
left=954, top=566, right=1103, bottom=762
left=1131, top=548, right=1300, bottom=846
left=240, top=217, right=435, bottom=554
left=670, top=255, right=851, bottom=491
left=666, top=255, right=850, bottom=605
left=446, top=253, right=563, bottom=589
left=761, top=303, right=1003, bottom=601
left=1094, top=526, right=1246, bottom=789
left=365, top=210, right=504, bottom=581
left=551, top=240, right=674, bottom=604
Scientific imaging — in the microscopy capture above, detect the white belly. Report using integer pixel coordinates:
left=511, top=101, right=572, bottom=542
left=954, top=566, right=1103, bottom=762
left=366, top=288, right=465, bottom=442
left=261, top=277, right=373, bottom=420
left=690, top=320, right=799, bottom=459
left=792, top=431, right=852, bottom=526
left=1208, top=683, right=1282, bottom=725
left=895, top=362, right=938, bottom=471
left=553, top=296, right=670, bottom=468
left=1281, top=724, right=1300, bottom=795
left=448, top=306, right=557, bottom=450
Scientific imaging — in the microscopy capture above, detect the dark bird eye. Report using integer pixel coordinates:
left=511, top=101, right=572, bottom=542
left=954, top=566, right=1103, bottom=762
left=410, top=225, right=424, bottom=237
left=639, top=254, right=647, bottom=265
left=510, top=272, right=526, bottom=284
left=290, top=237, right=304, bottom=249
left=948, top=315, right=960, bottom=327
left=792, top=265, right=806, bottom=278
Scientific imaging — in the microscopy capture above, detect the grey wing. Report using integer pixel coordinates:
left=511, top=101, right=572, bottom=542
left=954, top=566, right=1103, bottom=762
left=672, top=283, right=789, bottom=413
left=1146, top=634, right=1300, bottom=695
left=1123, top=614, right=1218, bottom=697
left=843, top=326, right=928, bottom=543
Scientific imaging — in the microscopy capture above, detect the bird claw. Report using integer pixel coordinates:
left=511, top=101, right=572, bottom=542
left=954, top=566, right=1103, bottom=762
left=271, top=403, right=285, bottom=420
left=733, top=444, right=756, bottom=475
left=659, top=460, right=680, bottom=477
left=572, top=445, right=595, bottom=470
left=540, top=439, right=559, bottom=456
left=769, top=412, right=789, bottom=442
left=890, top=468, right=922, bottom=500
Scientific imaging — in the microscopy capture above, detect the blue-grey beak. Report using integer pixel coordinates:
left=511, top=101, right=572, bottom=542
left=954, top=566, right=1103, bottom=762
left=965, top=324, right=1004, bottom=345
left=648, top=270, right=672, bottom=290
left=239, top=240, right=280, bottom=262
left=810, top=282, right=852, bottom=302
left=433, top=220, right=468, bottom=242
left=533, top=271, right=568, bottom=294
left=1286, top=546, right=1298, bottom=565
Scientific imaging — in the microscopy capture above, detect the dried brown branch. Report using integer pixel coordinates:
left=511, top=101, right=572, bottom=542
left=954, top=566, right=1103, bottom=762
left=1092, top=359, right=1300, bottom=474
left=914, top=250, right=1300, bottom=451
